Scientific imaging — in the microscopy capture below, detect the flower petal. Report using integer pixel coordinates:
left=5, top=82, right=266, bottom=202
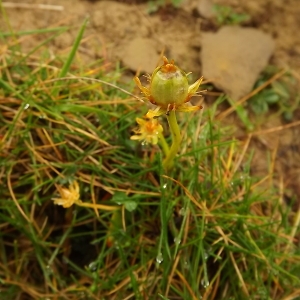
left=188, top=76, right=203, bottom=96
left=176, top=103, right=203, bottom=113
left=148, top=135, right=159, bottom=145
left=52, top=197, right=74, bottom=208
left=146, top=107, right=166, bottom=118
left=135, top=117, right=146, bottom=126
left=130, top=135, right=143, bottom=141
left=134, top=77, right=151, bottom=98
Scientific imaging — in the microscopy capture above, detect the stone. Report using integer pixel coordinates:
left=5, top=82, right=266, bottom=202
left=118, top=37, right=160, bottom=74
left=201, top=26, right=275, bottom=100
left=196, top=0, right=216, bottom=19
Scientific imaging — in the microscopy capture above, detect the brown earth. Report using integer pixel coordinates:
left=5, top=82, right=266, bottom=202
left=1, top=0, right=300, bottom=199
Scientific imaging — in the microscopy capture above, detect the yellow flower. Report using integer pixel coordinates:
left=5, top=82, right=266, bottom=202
left=130, top=117, right=163, bottom=145
left=134, top=56, right=203, bottom=118
left=52, top=181, right=80, bottom=208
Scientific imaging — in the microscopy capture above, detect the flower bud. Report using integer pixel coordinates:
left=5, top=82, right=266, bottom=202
left=150, top=58, right=189, bottom=107
left=134, top=56, right=203, bottom=118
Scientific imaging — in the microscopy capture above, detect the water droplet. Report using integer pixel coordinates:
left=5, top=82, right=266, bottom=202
left=24, top=103, right=30, bottom=110
left=257, top=286, right=267, bottom=297
left=77, top=292, right=86, bottom=299
left=271, top=269, right=278, bottom=276
left=201, top=278, right=210, bottom=288
left=141, top=141, right=146, bottom=146
left=113, top=240, right=121, bottom=249
left=204, top=251, right=208, bottom=260
left=162, top=183, right=167, bottom=189
left=88, top=261, right=98, bottom=272
left=174, top=237, right=181, bottom=245
left=45, top=265, right=53, bottom=275
left=179, top=207, right=189, bottom=216
left=38, top=114, right=46, bottom=119
left=156, top=252, right=163, bottom=264
left=183, top=260, right=189, bottom=270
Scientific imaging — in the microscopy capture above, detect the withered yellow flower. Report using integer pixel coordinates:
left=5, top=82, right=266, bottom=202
left=130, top=117, right=163, bottom=145
left=134, top=56, right=203, bottom=118
left=52, top=181, right=80, bottom=208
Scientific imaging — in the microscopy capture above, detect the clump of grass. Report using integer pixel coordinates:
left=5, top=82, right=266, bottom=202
left=0, top=21, right=300, bottom=300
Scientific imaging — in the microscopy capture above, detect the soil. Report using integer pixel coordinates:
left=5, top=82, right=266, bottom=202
left=1, top=0, right=300, bottom=199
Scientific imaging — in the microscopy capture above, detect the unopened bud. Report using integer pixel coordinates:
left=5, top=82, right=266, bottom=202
left=150, top=57, right=189, bottom=107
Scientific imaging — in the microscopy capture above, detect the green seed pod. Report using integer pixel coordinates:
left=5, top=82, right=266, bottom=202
left=150, top=61, right=189, bottom=107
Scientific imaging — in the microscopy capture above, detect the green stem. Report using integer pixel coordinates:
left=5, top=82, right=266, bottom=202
left=163, top=110, right=181, bottom=171
left=106, top=209, right=122, bottom=247
left=158, top=132, right=170, bottom=157
left=76, top=200, right=119, bottom=211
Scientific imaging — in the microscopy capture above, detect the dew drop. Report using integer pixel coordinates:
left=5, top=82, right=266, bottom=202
left=162, top=183, right=167, bottom=189
left=88, top=261, right=98, bottom=272
left=156, top=252, right=163, bottom=264
left=179, top=207, right=189, bottom=216
left=271, top=269, right=279, bottom=276
left=77, top=292, right=86, bottom=299
left=183, top=260, right=189, bottom=270
left=204, top=251, right=208, bottom=260
left=174, top=237, right=181, bottom=245
left=201, top=278, right=210, bottom=288
left=257, top=286, right=267, bottom=297
left=114, top=241, right=120, bottom=249
left=38, top=114, right=46, bottom=119
left=45, top=265, right=53, bottom=275
left=24, top=103, right=30, bottom=110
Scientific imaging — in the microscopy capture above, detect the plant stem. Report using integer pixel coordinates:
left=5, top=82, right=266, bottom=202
left=163, top=110, right=181, bottom=171
left=158, top=132, right=170, bottom=157
left=76, top=200, right=119, bottom=211
left=107, top=209, right=122, bottom=247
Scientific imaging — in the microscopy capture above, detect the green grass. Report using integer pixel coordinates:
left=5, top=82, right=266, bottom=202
left=0, top=23, right=300, bottom=300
